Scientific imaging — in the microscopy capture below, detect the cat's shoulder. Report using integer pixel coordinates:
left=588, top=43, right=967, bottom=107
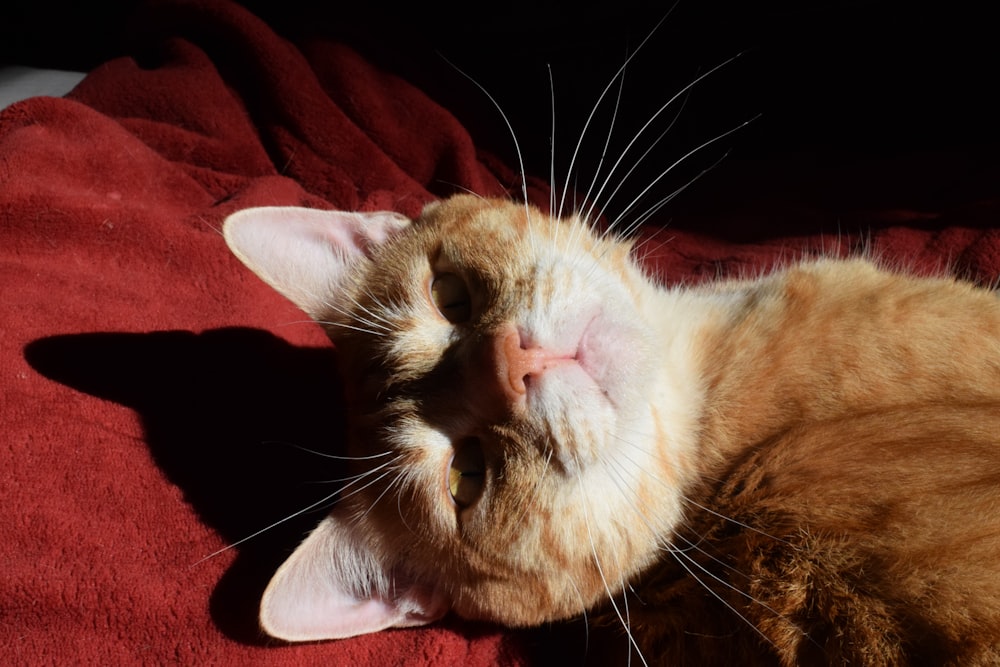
left=696, top=254, right=996, bottom=310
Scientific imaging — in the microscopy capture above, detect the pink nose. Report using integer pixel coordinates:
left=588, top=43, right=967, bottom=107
left=495, top=329, right=543, bottom=398
left=490, top=326, right=572, bottom=404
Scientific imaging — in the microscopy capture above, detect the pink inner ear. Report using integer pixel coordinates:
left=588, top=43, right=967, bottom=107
left=259, top=513, right=450, bottom=642
left=222, top=206, right=411, bottom=318
left=292, top=208, right=410, bottom=257
left=262, top=578, right=448, bottom=641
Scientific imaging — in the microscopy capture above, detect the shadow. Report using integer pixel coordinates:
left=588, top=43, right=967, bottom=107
left=24, top=327, right=616, bottom=661
left=25, top=327, right=349, bottom=644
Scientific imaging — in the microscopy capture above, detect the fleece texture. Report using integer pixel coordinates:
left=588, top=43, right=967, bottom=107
left=2, top=1, right=999, bottom=664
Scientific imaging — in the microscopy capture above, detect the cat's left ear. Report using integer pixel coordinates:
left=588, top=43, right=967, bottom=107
left=222, top=206, right=411, bottom=318
left=259, top=512, right=450, bottom=642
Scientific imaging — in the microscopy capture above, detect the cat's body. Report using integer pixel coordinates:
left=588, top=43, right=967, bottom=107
left=621, top=405, right=1000, bottom=665
left=224, top=194, right=1000, bottom=665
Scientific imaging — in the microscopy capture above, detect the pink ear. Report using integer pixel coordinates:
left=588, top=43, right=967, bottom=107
left=222, top=206, right=410, bottom=318
left=259, top=512, right=449, bottom=642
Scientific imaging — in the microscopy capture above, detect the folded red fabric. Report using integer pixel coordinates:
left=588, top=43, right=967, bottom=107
left=2, top=1, right=998, bottom=665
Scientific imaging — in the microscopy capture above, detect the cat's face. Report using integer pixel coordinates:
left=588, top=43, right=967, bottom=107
left=224, top=194, right=702, bottom=639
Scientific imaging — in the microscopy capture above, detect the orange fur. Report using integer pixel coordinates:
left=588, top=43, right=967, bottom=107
left=223, top=195, right=1000, bottom=664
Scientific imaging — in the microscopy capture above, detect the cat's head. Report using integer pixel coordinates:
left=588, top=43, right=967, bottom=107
left=223, top=194, right=700, bottom=641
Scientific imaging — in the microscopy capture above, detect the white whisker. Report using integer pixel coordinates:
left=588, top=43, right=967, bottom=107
left=628, top=229, right=676, bottom=270
left=665, top=545, right=778, bottom=648
left=548, top=63, right=557, bottom=217
left=312, top=319, right=386, bottom=337
left=589, top=54, right=746, bottom=231
left=556, top=8, right=679, bottom=221
left=591, top=91, right=691, bottom=238
left=576, top=53, right=628, bottom=228
left=621, top=575, right=633, bottom=667
left=287, top=444, right=395, bottom=462
left=434, top=181, right=489, bottom=200
left=336, top=460, right=402, bottom=504
left=573, top=452, right=650, bottom=667
left=346, top=292, right=395, bottom=330
left=322, top=297, right=391, bottom=333
left=356, top=465, right=407, bottom=521
left=440, top=54, right=530, bottom=219
left=610, top=115, right=758, bottom=235
left=599, top=432, right=815, bottom=649
left=609, top=428, right=789, bottom=546
left=192, top=487, right=340, bottom=565
left=561, top=570, right=593, bottom=659
left=679, top=495, right=793, bottom=547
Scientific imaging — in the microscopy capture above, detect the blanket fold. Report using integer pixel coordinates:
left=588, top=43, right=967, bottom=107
left=2, top=1, right=998, bottom=664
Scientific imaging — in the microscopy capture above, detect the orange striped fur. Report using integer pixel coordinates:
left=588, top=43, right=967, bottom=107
left=224, top=194, right=1000, bottom=664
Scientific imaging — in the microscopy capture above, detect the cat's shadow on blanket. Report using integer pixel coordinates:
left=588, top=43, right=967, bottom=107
left=25, top=328, right=347, bottom=643
left=24, top=328, right=591, bottom=659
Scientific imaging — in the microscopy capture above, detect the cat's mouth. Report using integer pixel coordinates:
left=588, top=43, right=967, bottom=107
left=511, top=314, right=612, bottom=400
left=572, top=314, right=621, bottom=407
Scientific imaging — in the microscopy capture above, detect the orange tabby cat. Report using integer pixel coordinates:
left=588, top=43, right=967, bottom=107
left=223, top=194, right=1000, bottom=665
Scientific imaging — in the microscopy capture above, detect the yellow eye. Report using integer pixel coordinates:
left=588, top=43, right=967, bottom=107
left=449, top=437, right=485, bottom=508
left=430, top=273, right=472, bottom=323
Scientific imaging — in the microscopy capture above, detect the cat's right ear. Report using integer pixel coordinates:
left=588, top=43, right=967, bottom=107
left=222, top=206, right=411, bottom=318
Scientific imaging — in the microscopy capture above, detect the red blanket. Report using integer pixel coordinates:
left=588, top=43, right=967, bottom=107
left=3, top=1, right=999, bottom=664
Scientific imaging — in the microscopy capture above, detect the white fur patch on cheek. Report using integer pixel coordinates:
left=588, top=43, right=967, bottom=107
left=389, top=418, right=452, bottom=453
left=388, top=421, right=455, bottom=501
left=387, top=311, right=456, bottom=377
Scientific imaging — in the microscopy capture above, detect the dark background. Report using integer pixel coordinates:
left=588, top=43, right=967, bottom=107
left=3, top=1, right=997, bottom=235
left=3, top=1, right=996, bottom=149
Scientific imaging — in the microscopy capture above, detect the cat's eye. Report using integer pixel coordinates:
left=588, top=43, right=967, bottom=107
left=430, top=272, right=472, bottom=323
left=449, top=437, right=485, bottom=509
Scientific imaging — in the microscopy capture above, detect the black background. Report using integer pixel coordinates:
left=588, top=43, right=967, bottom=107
left=3, top=1, right=998, bottom=235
